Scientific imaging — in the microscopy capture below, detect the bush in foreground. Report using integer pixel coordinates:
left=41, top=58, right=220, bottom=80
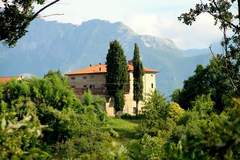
left=0, top=71, right=114, bottom=159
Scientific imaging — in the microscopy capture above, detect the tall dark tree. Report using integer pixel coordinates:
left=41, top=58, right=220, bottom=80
left=0, top=0, right=60, bottom=46
left=133, top=43, right=144, bottom=115
left=106, top=40, right=129, bottom=112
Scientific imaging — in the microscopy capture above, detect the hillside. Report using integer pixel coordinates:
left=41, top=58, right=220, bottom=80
left=0, top=19, right=214, bottom=95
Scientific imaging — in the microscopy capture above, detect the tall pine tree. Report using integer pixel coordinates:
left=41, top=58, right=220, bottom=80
left=106, top=40, right=129, bottom=112
left=133, top=43, right=144, bottom=115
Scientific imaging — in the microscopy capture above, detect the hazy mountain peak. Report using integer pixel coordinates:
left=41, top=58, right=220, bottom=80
left=79, top=19, right=136, bottom=36
left=140, top=35, right=174, bottom=48
left=114, top=21, right=136, bottom=35
left=81, top=19, right=111, bottom=26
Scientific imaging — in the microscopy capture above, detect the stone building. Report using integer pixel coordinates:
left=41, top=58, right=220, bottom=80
left=0, top=76, right=23, bottom=84
left=66, top=62, right=158, bottom=116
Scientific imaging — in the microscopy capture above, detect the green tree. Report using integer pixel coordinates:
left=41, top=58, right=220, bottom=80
left=0, top=0, right=60, bottom=46
left=174, top=57, right=234, bottom=112
left=171, top=89, right=181, bottom=103
left=141, top=91, right=177, bottom=136
left=133, top=43, right=144, bottom=115
left=127, top=134, right=165, bottom=160
left=179, top=0, right=240, bottom=96
left=81, top=90, right=106, bottom=121
left=106, top=40, right=129, bottom=112
left=0, top=98, right=49, bottom=159
left=0, top=71, right=114, bottom=159
left=165, top=95, right=240, bottom=160
left=127, top=93, right=184, bottom=160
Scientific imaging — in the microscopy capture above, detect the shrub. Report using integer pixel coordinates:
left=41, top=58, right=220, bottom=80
left=0, top=71, right=114, bottom=159
left=165, top=96, right=240, bottom=160
left=140, top=91, right=180, bottom=136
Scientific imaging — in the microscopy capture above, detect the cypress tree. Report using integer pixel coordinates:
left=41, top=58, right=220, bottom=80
left=133, top=43, right=144, bottom=115
left=106, top=40, right=129, bottom=112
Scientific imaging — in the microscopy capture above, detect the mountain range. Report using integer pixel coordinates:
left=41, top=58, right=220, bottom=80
left=0, top=19, right=222, bottom=96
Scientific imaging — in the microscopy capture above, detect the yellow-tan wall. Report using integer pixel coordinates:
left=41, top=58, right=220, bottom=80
left=67, top=72, right=156, bottom=116
left=123, top=72, right=156, bottom=115
left=68, top=74, right=105, bottom=89
left=68, top=74, right=106, bottom=95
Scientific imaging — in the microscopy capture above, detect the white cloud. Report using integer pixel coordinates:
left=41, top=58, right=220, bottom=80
left=124, top=14, right=222, bottom=49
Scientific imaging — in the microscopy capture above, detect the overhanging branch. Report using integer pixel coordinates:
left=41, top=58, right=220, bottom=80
left=31, top=0, right=60, bottom=21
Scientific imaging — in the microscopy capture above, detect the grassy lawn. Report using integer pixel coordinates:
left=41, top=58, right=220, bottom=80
left=105, top=118, right=141, bottom=145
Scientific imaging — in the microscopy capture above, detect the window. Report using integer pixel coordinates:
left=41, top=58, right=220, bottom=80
left=89, top=85, right=95, bottom=89
left=133, top=107, right=137, bottom=114
left=83, top=76, right=87, bottom=79
left=71, top=77, right=76, bottom=80
left=151, top=83, right=154, bottom=88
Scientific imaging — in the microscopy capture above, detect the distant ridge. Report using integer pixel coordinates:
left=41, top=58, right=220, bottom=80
left=0, top=19, right=215, bottom=95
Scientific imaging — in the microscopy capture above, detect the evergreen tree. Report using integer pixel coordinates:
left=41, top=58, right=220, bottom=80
left=133, top=43, right=144, bottom=115
left=106, top=40, right=129, bottom=112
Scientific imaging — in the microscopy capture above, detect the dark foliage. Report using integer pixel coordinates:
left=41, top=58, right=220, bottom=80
left=133, top=43, right=144, bottom=115
left=106, top=40, right=129, bottom=112
left=0, top=0, right=60, bottom=46
left=174, top=56, right=235, bottom=112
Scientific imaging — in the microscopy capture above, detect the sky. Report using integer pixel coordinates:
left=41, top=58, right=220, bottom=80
left=39, top=0, right=223, bottom=49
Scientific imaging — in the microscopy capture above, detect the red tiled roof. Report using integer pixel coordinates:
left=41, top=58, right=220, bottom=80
left=66, top=64, right=158, bottom=76
left=0, top=76, right=16, bottom=84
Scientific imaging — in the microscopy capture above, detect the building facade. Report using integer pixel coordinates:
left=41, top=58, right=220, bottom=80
left=66, top=63, right=158, bottom=116
left=0, top=76, right=23, bottom=84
